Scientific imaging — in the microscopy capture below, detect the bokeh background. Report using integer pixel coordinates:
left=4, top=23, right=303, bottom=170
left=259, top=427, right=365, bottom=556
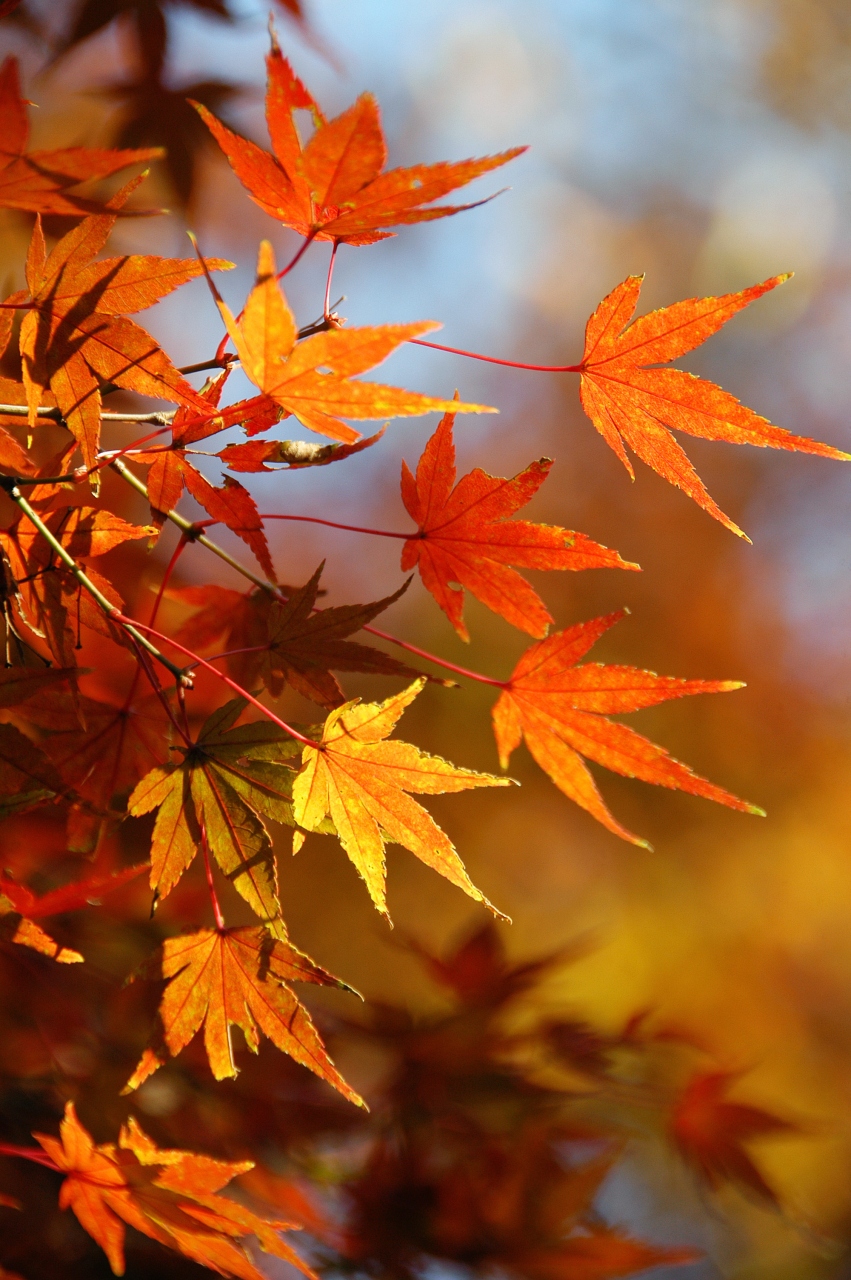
left=5, top=1, right=851, bottom=1276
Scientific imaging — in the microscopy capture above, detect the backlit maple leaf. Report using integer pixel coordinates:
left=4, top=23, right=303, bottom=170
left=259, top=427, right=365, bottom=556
left=15, top=209, right=232, bottom=471
left=407, top=921, right=567, bottom=1010
left=491, top=610, right=761, bottom=845
left=0, top=501, right=155, bottom=666
left=124, top=924, right=363, bottom=1102
left=577, top=274, right=850, bottom=535
left=670, top=1070, right=797, bottom=1204
left=212, top=240, right=495, bottom=443
left=293, top=677, right=511, bottom=919
left=33, top=1102, right=317, bottom=1278
left=0, top=56, right=161, bottom=216
left=194, top=33, right=525, bottom=246
left=128, top=698, right=304, bottom=929
left=131, top=369, right=277, bottom=576
left=401, top=409, right=637, bottom=640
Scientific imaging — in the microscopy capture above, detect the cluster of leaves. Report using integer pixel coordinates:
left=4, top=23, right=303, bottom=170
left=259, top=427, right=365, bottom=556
left=321, top=924, right=799, bottom=1280
left=1, top=0, right=309, bottom=205
left=0, top=20, right=839, bottom=1279
left=0, top=918, right=798, bottom=1280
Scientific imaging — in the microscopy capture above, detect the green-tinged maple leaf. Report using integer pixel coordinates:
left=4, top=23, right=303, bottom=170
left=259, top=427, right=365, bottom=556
left=128, top=698, right=307, bottom=930
left=293, top=678, right=511, bottom=920
left=124, top=924, right=363, bottom=1102
left=194, top=33, right=525, bottom=246
left=14, top=208, right=233, bottom=471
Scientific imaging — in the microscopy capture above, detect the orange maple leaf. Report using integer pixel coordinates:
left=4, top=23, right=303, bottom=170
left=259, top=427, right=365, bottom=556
left=293, top=677, right=511, bottom=919
left=33, top=1102, right=318, bottom=1278
left=401, top=409, right=637, bottom=640
left=670, top=1071, right=797, bottom=1204
left=0, top=57, right=161, bottom=216
left=211, top=240, right=494, bottom=443
left=491, top=610, right=761, bottom=845
left=193, top=34, right=525, bottom=246
left=577, top=274, right=850, bottom=535
left=124, top=925, right=362, bottom=1104
left=0, top=502, right=155, bottom=666
left=15, top=210, right=232, bottom=471
left=129, top=370, right=277, bottom=576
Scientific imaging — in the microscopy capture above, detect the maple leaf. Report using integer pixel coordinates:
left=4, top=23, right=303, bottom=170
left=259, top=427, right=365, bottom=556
left=194, top=34, right=525, bottom=246
left=0, top=721, right=64, bottom=816
left=220, top=426, right=386, bottom=471
left=401, top=409, right=637, bottom=641
left=209, top=240, right=494, bottom=444
left=132, top=371, right=277, bottom=575
left=0, top=57, right=161, bottom=216
left=15, top=210, right=232, bottom=471
left=33, top=1102, right=318, bottom=1278
left=0, top=502, right=155, bottom=666
left=491, top=610, right=761, bottom=846
left=577, top=274, right=850, bottom=536
left=128, top=698, right=306, bottom=929
left=174, top=566, right=420, bottom=709
left=0, top=863, right=146, bottom=966
left=409, top=921, right=568, bottom=1010
left=509, top=1232, right=699, bottom=1280
left=125, top=924, right=363, bottom=1102
left=293, top=677, right=511, bottom=919
left=19, top=680, right=172, bottom=806
left=670, top=1070, right=797, bottom=1204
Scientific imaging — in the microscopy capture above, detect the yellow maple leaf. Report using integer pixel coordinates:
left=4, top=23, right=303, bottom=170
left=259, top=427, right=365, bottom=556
left=292, top=678, right=512, bottom=920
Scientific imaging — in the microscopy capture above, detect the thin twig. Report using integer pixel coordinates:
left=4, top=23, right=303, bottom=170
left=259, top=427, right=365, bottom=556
left=0, top=404, right=175, bottom=424
left=110, top=457, right=272, bottom=591
left=109, top=459, right=506, bottom=689
left=2, top=482, right=191, bottom=687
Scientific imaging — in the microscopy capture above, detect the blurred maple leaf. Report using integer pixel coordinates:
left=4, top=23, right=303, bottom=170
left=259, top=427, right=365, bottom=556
left=194, top=33, right=525, bottom=246
left=0, top=863, right=145, bottom=965
left=401, top=408, right=637, bottom=641
left=670, top=1070, right=797, bottom=1204
left=0, top=57, right=160, bottom=216
left=293, top=677, right=511, bottom=920
left=491, top=610, right=761, bottom=845
left=577, top=274, right=850, bottom=535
